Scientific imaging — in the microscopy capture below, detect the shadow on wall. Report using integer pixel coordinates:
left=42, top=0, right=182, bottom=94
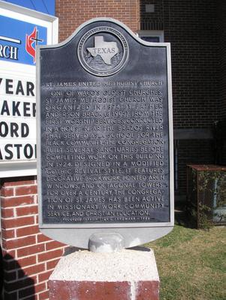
left=2, top=252, right=35, bottom=300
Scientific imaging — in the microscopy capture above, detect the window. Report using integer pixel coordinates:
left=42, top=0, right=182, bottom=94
left=138, top=30, right=164, bottom=43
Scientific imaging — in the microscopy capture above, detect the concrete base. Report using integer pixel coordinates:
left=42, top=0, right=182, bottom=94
left=49, top=248, right=160, bottom=300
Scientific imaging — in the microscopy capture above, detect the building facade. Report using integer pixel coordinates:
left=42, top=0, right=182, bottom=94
left=1, top=1, right=225, bottom=299
left=56, top=0, right=224, bottom=197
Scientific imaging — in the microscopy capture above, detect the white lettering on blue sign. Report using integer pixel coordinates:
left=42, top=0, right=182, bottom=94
left=0, top=15, right=47, bottom=65
left=0, top=44, right=19, bottom=60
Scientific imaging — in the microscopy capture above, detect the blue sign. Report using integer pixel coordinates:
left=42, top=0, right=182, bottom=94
left=3, top=0, right=55, bottom=16
left=0, top=15, right=47, bottom=65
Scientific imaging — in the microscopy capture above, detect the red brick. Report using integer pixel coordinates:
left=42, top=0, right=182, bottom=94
left=2, top=216, right=35, bottom=229
left=2, top=249, right=16, bottom=258
left=18, top=263, right=45, bottom=278
left=38, top=249, right=63, bottom=263
left=55, top=0, right=140, bottom=42
left=46, top=240, right=65, bottom=251
left=1, top=195, right=34, bottom=208
left=38, top=290, right=49, bottom=300
left=17, top=244, right=45, bottom=258
left=3, top=235, right=36, bottom=250
left=34, top=194, right=38, bottom=205
left=35, top=283, right=47, bottom=294
left=15, top=185, right=37, bottom=196
left=17, top=255, right=37, bottom=268
left=35, top=214, right=39, bottom=224
left=47, top=258, right=60, bottom=270
left=16, top=205, right=38, bottom=216
left=136, top=281, right=159, bottom=300
left=1, top=187, right=14, bottom=197
left=38, top=270, right=53, bottom=282
left=49, top=281, right=131, bottom=300
left=1, top=228, right=15, bottom=239
left=1, top=208, right=14, bottom=218
left=17, top=225, right=39, bottom=237
left=37, top=233, right=52, bottom=243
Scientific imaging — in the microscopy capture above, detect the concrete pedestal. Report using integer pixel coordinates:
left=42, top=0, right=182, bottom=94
left=49, top=248, right=159, bottom=300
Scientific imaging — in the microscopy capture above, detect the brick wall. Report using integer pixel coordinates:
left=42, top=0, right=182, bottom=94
left=165, top=0, right=219, bottom=129
left=218, top=0, right=226, bottom=118
left=55, top=0, right=220, bottom=195
left=141, top=0, right=219, bottom=194
left=55, top=0, right=140, bottom=42
left=0, top=177, right=67, bottom=300
left=167, top=0, right=218, bottom=194
left=141, top=0, right=219, bottom=128
left=140, top=0, right=164, bottom=30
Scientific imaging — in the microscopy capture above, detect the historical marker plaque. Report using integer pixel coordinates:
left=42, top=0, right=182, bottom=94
left=37, top=18, right=174, bottom=248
